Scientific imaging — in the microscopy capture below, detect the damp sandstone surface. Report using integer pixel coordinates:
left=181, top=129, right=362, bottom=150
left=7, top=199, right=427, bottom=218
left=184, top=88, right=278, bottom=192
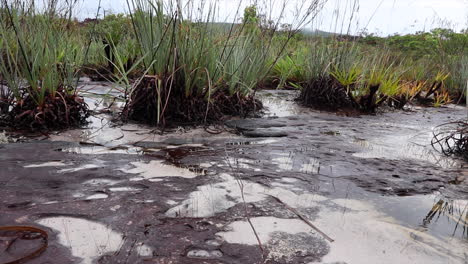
left=0, top=84, right=467, bottom=264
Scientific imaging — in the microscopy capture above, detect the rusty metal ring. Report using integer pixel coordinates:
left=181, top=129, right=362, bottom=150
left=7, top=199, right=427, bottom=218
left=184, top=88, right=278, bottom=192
left=0, top=226, right=48, bottom=264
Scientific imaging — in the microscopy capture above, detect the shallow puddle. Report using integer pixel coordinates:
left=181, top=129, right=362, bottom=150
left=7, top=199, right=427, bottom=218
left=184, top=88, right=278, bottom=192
left=63, top=146, right=143, bottom=155
left=352, top=129, right=461, bottom=169
left=315, top=198, right=468, bottom=264
left=36, top=217, right=124, bottom=264
left=165, top=173, right=266, bottom=217
left=257, top=90, right=309, bottom=117
left=273, top=155, right=321, bottom=174
left=225, top=157, right=257, bottom=169
left=72, top=191, right=110, bottom=200
left=166, top=173, right=327, bottom=218
left=24, top=161, right=69, bottom=168
left=59, top=164, right=101, bottom=173
left=375, top=195, right=468, bottom=241
left=218, top=217, right=329, bottom=262
left=82, top=178, right=120, bottom=186
left=109, top=186, right=144, bottom=192
left=49, top=115, right=156, bottom=147
left=165, top=167, right=467, bottom=263
left=85, top=193, right=109, bottom=200
left=226, top=138, right=278, bottom=146
left=218, top=216, right=319, bottom=245
left=122, top=160, right=199, bottom=181
left=165, top=143, right=204, bottom=149
left=216, top=189, right=468, bottom=263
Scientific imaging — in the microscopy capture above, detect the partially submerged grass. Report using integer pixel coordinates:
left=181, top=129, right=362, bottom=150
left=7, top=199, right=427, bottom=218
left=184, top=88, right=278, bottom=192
left=0, top=1, right=88, bottom=130
left=292, top=31, right=464, bottom=113
left=424, top=198, right=468, bottom=239
left=0, top=0, right=466, bottom=131
left=270, top=8, right=467, bottom=113
left=118, top=0, right=321, bottom=126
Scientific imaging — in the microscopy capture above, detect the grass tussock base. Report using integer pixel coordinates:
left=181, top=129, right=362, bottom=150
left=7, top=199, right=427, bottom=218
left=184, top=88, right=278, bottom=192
left=298, top=76, right=355, bottom=111
left=5, top=90, right=89, bottom=131
left=122, top=76, right=262, bottom=126
left=298, top=77, right=384, bottom=114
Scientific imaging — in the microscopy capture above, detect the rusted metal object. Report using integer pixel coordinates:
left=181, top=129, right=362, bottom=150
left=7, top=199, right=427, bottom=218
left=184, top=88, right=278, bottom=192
left=0, top=226, right=48, bottom=264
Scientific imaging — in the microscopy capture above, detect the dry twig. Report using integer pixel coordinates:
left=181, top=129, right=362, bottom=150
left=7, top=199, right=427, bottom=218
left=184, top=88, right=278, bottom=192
left=269, top=195, right=334, bottom=243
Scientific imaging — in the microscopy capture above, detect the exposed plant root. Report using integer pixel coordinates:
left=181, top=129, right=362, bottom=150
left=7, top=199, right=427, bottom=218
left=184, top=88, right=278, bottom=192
left=297, top=76, right=356, bottom=111
left=432, top=120, right=468, bottom=161
left=5, top=89, right=89, bottom=131
left=122, top=75, right=262, bottom=127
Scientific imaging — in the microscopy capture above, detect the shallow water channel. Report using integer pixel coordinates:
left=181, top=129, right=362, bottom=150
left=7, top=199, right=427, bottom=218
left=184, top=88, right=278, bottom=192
left=0, top=81, right=467, bottom=264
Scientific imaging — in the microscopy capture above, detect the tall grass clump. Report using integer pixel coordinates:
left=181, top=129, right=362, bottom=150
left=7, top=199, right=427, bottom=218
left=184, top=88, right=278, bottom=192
left=259, top=0, right=465, bottom=113
left=297, top=37, right=362, bottom=111
left=291, top=1, right=468, bottom=113
left=80, top=14, right=138, bottom=80
left=0, top=0, right=88, bottom=130
left=297, top=38, right=442, bottom=113
left=118, top=0, right=322, bottom=126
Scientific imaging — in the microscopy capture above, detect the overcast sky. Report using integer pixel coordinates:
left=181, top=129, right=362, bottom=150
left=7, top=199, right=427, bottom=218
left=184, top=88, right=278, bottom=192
left=74, top=0, right=468, bottom=36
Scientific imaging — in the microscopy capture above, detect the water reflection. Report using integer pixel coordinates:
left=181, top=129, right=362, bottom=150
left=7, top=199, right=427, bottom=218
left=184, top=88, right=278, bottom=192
left=37, top=216, right=124, bottom=264
left=423, top=199, right=468, bottom=239
left=352, top=134, right=461, bottom=169
left=272, top=152, right=321, bottom=174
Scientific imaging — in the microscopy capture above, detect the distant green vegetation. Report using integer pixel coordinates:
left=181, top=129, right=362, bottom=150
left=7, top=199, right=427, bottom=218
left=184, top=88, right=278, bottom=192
left=360, top=29, right=468, bottom=97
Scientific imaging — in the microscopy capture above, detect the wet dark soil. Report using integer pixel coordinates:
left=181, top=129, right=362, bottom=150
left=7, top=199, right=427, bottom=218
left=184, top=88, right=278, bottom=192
left=0, top=86, right=467, bottom=264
